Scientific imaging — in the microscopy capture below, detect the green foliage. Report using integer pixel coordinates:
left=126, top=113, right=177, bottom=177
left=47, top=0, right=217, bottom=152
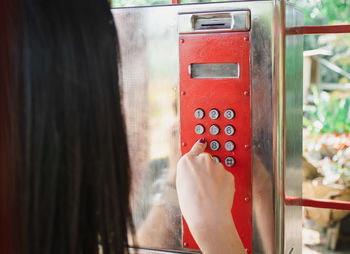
left=304, top=86, right=350, bottom=134
left=290, top=0, right=350, bottom=26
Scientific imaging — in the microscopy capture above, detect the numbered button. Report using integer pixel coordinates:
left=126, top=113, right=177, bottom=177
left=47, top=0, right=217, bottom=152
left=195, top=124, right=205, bottom=135
left=224, top=125, right=235, bottom=136
left=209, top=109, right=220, bottom=119
left=225, top=156, right=236, bottom=167
left=194, top=108, right=205, bottom=119
left=224, top=109, right=235, bottom=120
left=225, top=141, right=236, bottom=151
left=209, top=124, right=220, bottom=135
left=210, top=140, right=220, bottom=151
left=212, top=156, right=221, bottom=163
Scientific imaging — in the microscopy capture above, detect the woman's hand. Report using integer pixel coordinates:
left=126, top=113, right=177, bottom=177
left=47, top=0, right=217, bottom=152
left=176, top=138, right=245, bottom=254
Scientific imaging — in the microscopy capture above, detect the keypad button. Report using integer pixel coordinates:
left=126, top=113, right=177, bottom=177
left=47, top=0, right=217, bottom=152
left=224, top=125, right=235, bottom=136
left=224, top=109, right=235, bottom=120
left=210, top=140, right=220, bottom=151
left=212, top=156, right=221, bottom=163
left=225, top=156, right=236, bottom=167
left=195, top=124, right=205, bottom=135
left=225, top=141, right=236, bottom=151
left=209, top=109, right=220, bottom=120
left=194, top=109, right=205, bottom=119
left=209, top=124, right=220, bottom=135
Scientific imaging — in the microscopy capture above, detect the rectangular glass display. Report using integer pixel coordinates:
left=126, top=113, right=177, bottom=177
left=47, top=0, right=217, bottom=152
left=191, top=63, right=239, bottom=79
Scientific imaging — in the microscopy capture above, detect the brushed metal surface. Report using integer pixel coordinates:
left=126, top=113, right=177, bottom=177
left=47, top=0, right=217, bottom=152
left=284, top=3, right=304, bottom=254
left=112, top=1, right=303, bottom=253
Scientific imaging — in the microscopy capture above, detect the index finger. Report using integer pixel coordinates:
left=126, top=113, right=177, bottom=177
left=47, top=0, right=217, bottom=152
left=187, top=138, right=207, bottom=156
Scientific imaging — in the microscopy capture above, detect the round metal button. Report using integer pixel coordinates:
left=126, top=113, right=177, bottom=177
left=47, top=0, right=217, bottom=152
left=195, top=124, right=205, bottom=135
left=224, top=125, right=235, bottom=136
left=225, top=156, right=236, bottom=167
left=194, top=108, right=205, bottom=119
left=224, top=109, right=235, bottom=120
left=212, top=156, right=221, bottom=163
left=209, top=109, right=220, bottom=120
left=210, top=140, right=220, bottom=151
left=225, top=141, right=236, bottom=151
left=209, top=124, right=220, bottom=135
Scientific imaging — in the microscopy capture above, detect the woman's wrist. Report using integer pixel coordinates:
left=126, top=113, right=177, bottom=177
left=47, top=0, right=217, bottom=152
left=190, top=215, right=245, bottom=254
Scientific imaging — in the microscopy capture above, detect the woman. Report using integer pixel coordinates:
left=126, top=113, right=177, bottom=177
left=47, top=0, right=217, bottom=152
left=0, top=0, right=244, bottom=253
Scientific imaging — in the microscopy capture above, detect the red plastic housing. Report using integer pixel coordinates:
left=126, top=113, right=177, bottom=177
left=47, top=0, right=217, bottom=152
left=179, top=32, right=252, bottom=250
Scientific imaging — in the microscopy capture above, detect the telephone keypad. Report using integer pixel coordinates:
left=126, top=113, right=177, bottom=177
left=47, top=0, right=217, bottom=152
left=224, top=109, right=235, bottom=120
left=194, top=109, right=205, bottom=119
left=225, top=157, right=236, bottom=167
left=209, top=109, right=220, bottom=119
left=210, top=140, right=220, bottom=151
left=224, top=125, right=235, bottom=136
left=225, top=141, right=235, bottom=151
left=193, top=108, right=237, bottom=167
left=212, top=156, right=220, bottom=163
left=209, top=124, right=220, bottom=135
left=195, top=124, right=205, bottom=135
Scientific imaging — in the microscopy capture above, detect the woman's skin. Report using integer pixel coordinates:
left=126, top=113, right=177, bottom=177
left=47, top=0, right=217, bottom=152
left=176, top=138, right=245, bottom=254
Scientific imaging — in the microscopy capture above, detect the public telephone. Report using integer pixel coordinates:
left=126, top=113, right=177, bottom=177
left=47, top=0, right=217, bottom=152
left=179, top=11, right=252, bottom=251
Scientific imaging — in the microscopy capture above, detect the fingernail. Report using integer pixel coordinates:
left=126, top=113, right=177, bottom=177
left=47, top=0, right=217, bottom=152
left=199, top=138, right=206, bottom=144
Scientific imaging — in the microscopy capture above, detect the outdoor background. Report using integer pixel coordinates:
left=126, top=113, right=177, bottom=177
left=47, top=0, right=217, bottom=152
left=112, top=0, right=350, bottom=253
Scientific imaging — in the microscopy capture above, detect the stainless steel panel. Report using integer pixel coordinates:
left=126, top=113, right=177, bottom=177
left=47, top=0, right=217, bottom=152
left=284, top=4, right=304, bottom=254
left=112, top=1, right=303, bottom=253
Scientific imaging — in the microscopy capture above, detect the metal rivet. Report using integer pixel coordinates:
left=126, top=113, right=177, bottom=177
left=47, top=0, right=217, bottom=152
left=244, top=196, right=250, bottom=202
left=245, top=248, right=250, bottom=254
left=243, top=90, right=249, bottom=96
left=182, top=142, right=187, bottom=147
left=184, top=242, right=189, bottom=247
left=181, top=90, right=186, bottom=95
left=244, top=36, right=249, bottom=41
left=180, top=39, right=185, bottom=43
left=244, top=144, right=250, bottom=149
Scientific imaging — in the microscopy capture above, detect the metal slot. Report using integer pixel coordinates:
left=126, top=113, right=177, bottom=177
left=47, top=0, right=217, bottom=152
left=190, top=63, right=239, bottom=79
left=193, top=14, right=233, bottom=30
left=178, top=11, right=250, bottom=34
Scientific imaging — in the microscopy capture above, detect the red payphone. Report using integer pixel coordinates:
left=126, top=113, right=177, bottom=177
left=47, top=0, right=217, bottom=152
left=179, top=11, right=252, bottom=250
left=113, top=2, right=304, bottom=253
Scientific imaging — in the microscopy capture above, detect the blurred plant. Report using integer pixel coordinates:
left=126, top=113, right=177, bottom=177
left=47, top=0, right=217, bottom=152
left=304, top=86, right=350, bottom=134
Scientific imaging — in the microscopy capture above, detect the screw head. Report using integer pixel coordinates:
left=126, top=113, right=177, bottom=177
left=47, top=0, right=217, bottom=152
left=181, top=90, right=186, bottom=96
left=244, top=144, right=250, bottom=149
left=244, top=196, right=250, bottom=202
left=245, top=248, right=250, bottom=254
left=180, top=39, right=185, bottom=43
left=244, top=36, right=249, bottom=41
left=184, top=242, right=189, bottom=247
left=243, top=90, right=250, bottom=96
left=182, top=142, right=187, bottom=147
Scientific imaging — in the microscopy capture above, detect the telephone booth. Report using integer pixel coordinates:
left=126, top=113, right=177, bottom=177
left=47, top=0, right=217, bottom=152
left=112, top=1, right=303, bottom=253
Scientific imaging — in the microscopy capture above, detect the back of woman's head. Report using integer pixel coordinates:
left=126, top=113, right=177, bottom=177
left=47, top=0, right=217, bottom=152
left=0, top=0, right=132, bottom=253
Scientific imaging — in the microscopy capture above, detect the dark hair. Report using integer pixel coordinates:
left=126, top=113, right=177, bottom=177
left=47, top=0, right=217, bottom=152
left=0, top=0, right=133, bottom=253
